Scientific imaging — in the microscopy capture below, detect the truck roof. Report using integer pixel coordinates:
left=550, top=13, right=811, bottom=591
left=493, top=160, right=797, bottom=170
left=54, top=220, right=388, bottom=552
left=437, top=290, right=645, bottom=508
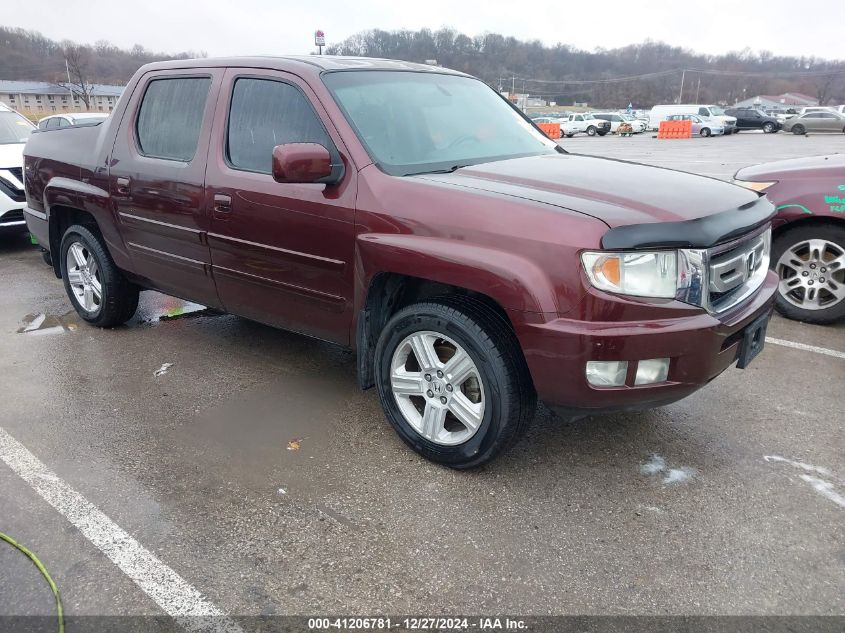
left=136, top=55, right=468, bottom=77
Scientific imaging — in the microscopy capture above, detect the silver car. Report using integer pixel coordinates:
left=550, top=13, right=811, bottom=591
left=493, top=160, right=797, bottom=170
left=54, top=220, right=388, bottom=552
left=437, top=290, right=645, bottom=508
left=665, top=114, right=725, bottom=137
left=782, top=111, right=845, bottom=134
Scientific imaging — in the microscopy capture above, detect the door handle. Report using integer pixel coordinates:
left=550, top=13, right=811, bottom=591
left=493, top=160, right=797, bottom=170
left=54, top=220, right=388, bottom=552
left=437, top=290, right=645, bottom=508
left=115, top=177, right=130, bottom=195
left=213, top=193, right=232, bottom=213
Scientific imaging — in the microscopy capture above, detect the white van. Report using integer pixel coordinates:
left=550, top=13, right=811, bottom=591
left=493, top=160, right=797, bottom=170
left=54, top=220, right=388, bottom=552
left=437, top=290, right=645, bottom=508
left=648, top=104, right=736, bottom=134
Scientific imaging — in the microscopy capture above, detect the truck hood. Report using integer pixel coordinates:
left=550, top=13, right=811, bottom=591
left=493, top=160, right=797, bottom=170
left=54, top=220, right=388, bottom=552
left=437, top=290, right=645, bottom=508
left=0, top=143, right=25, bottom=170
left=417, top=153, right=758, bottom=228
left=735, top=153, right=845, bottom=180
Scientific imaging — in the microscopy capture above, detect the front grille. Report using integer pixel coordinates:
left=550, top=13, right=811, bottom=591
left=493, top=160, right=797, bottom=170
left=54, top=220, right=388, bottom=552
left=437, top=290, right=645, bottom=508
left=706, top=230, right=770, bottom=313
left=0, top=209, right=25, bottom=224
left=0, top=169, right=25, bottom=203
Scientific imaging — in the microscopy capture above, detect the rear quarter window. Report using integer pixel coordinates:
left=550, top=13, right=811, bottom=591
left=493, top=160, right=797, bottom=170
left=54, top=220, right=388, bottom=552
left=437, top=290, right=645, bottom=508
left=136, top=77, right=211, bottom=161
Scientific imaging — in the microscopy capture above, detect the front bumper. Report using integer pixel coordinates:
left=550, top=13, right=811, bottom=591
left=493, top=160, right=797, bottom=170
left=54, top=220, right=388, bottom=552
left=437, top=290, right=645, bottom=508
left=0, top=188, right=26, bottom=231
left=24, top=206, right=49, bottom=245
left=517, top=271, right=778, bottom=414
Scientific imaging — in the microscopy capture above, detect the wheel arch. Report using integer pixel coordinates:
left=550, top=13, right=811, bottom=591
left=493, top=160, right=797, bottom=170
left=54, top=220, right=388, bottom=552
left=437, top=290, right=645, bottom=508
left=356, top=270, right=532, bottom=390
left=352, top=233, right=557, bottom=390
left=47, top=205, right=101, bottom=278
left=44, top=177, right=130, bottom=278
left=773, top=215, right=845, bottom=240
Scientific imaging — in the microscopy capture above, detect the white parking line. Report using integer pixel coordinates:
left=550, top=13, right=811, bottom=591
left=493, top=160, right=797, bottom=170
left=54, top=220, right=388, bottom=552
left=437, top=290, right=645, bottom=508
left=765, top=336, right=845, bottom=360
left=0, top=427, right=242, bottom=633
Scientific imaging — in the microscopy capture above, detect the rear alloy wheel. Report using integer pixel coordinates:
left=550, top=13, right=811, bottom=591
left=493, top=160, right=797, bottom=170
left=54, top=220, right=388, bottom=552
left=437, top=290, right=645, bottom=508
left=60, top=224, right=139, bottom=327
left=772, top=225, right=845, bottom=324
left=586, top=125, right=597, bottom=136
left=700, top=128, right=711, bottom=137
left=792, top=124, right=805, bottom=135
left=375, top=297, right=536, bottom=468
left=763, top=122, right=776, bottom=133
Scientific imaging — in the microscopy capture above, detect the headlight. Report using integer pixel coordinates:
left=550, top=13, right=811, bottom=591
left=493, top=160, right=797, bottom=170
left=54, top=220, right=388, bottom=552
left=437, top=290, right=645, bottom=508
left=581, top=251, right=678, bottom=298
left=732, top=179, right=777, bottom=192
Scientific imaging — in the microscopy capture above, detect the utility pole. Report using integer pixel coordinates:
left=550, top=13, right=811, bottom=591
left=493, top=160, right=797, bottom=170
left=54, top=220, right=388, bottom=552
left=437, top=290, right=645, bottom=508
left=695, top=75, right=701, bottom=102
left=678, top=69, right=686, bottom=104
left=512, top=75, right=515, bottom=95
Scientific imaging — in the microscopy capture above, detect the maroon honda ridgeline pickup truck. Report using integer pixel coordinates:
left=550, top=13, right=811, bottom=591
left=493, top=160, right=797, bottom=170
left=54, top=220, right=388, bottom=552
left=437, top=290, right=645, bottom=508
left=24, top=57, right=778, bottom=468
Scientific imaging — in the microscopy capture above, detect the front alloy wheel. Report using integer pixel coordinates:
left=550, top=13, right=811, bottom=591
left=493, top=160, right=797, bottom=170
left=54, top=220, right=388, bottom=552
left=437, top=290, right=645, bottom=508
left=390, top=331, right=485, bottom=446
left=773, top=225, right=845, bottom=324
left=375, top=297, right=536, bottom=468
left=777, top=239, right=845, bottom=311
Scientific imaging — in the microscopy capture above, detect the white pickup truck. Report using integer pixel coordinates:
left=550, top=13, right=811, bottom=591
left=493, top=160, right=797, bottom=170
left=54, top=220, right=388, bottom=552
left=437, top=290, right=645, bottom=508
left=563, top=113, right=611, bottom=137
left=591, top=112, right=647, bottom=134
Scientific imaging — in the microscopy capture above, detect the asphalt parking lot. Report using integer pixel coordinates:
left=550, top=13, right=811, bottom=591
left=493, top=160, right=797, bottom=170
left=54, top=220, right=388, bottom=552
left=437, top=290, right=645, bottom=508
left=1, top=132, right=844, bottom=628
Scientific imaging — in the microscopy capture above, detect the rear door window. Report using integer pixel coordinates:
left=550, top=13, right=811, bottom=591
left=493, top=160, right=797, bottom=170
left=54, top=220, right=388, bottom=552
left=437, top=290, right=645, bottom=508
left=136, top=77, right=211, bottom=161
left=226, top=78, right=332, bottom=174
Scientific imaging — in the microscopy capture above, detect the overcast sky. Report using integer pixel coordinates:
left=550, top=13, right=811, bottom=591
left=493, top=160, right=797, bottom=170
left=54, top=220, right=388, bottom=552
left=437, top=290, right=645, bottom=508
left=7, top=0, right=842, bottom=61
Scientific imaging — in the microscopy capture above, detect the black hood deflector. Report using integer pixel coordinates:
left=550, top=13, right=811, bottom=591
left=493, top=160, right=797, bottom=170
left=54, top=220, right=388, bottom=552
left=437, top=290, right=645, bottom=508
left=601, top=195, right=775, bottom=250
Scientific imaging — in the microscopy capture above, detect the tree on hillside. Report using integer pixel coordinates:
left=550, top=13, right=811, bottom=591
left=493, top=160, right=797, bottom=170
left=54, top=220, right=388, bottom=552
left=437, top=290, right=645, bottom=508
left=327, top=28, right=845, bottom=108
left=57, top=42, right=94, bottom=109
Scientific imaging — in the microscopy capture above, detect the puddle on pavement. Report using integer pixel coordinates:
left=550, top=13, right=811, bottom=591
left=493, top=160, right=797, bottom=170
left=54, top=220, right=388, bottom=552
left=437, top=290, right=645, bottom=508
left=136, top=299, right=221, bottom=325
left=17, top=311, right=80, bottom=335
left=18, top=297, right=221, bottom=335
left=177, top=374, right=348, bottom=498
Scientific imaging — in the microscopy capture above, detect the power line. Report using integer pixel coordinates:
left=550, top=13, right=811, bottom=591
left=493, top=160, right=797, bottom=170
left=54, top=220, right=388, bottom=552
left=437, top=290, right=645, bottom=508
left=507, top=66, right=845, bottom=89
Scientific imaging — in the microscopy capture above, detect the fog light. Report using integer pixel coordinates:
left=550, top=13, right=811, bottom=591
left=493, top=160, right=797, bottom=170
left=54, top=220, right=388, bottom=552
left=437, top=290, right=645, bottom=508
left=635, top=358, right=670, bottom=385
left=585, top=361, right=628, bottom=387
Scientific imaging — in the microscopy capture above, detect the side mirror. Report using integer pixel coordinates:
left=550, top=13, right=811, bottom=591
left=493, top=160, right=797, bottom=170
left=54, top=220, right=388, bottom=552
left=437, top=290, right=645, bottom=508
left=271, top=143, right=343, bottom=185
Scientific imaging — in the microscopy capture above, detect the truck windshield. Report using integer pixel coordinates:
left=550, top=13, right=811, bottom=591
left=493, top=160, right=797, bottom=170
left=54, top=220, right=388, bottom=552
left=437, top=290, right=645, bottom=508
left=323, top=71, right=558, bottom=176
left=0, top=111, right=35, bottom=144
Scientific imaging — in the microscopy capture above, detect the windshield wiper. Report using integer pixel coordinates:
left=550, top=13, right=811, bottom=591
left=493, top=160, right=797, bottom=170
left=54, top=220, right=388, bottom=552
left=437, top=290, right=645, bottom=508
left=403, top=163, right=472, bottom=177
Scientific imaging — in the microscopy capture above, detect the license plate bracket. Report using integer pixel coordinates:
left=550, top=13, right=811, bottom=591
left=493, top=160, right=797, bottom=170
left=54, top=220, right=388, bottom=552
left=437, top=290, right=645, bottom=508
left=736, top=312, right=770, bottom=369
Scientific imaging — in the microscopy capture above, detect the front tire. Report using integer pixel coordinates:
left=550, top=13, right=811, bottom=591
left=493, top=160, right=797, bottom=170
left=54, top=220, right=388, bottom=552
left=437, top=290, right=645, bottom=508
left=700, top=127, right=711, bottom=137
left=374, top=297, right=536, bottom=469
left=763, top=122, right=776, bottom=133
left=772, top=224, right=845, bottom=324
left=60, top=224, right=139, bottom=327
left=586, top=126, right=597, bottom=136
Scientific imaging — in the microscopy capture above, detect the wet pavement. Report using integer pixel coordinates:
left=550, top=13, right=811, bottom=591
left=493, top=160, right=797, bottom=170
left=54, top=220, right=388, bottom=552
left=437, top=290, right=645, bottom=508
left=1, top=132, right=844, bottom=624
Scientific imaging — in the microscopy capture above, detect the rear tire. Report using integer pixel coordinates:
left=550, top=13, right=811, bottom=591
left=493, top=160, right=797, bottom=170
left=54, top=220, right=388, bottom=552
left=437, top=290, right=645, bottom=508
left=374, top=296, right=536, bottom=469
left=792, top=124, right=805, bottom=135
left=60, top=224, right=139, bottom=327
left=771, top=224, right=845, bottom=324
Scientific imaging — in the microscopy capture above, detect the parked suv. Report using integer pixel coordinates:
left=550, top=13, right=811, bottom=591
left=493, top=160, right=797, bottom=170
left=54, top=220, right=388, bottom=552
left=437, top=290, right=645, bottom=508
left=0, top=103, right=34, bottom=233
left=725, top=108, right=781, bottom=133
left=24, top=57, right=777, bottom=468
